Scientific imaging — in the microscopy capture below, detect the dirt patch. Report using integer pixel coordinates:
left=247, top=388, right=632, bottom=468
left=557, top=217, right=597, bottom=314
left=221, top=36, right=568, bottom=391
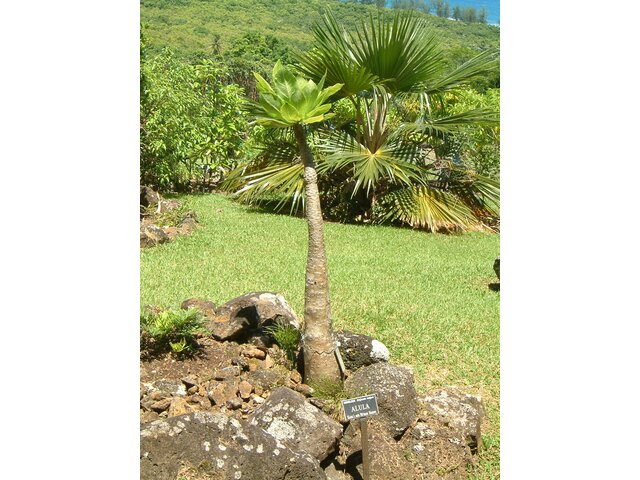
left=140, top=329, right=303, bottom=426
left=140, top=337, right=239, bottom=384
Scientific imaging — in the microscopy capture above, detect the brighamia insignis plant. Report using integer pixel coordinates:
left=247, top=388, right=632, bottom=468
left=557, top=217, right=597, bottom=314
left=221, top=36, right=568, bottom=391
left=252, top=61, right=344, bottom=383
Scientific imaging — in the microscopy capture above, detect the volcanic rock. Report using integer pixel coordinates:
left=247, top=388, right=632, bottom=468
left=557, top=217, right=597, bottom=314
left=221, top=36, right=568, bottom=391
left=140, top=411, right=326, bottom=480
left=248, top=387, right=343, bottom=462
left=344, top=363, right=417, bottom=438
left=209, top=292, right=300, bottom=341
left=336, top=331, right=390, bottom=371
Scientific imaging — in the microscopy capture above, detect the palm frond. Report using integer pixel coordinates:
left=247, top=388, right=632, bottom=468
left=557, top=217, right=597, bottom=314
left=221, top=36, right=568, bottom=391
left=318, top=131, right=423, bottom=196
left=399, top=107, right=499, bottom=140
left=448, top=171, right=500, bottom=219
left=298, top=11, right=450, bottom=97
left=300, top=11, right=499, bottom=100
left=418, top=49, right=499, bottom=96
left=225, top=159, right=305, bottom=213
left=238, top=161, right=305, bottom=211
left=296, top=13, right=378, bottom=97
left=221, top=132, right=307, bottom=213
left=423, top=160, right=500, bottom=226
left=380, top=185, right=481, bottom=232
left=352, top=13, right=445, bottom=94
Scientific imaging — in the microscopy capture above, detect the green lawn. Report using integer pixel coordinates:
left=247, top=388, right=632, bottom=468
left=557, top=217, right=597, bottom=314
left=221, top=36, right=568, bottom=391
left=140, top=192, right=500, bottom=477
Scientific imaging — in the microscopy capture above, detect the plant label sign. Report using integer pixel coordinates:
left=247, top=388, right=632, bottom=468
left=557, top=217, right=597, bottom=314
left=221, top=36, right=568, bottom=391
left=341, top=394, right=379, bottom=421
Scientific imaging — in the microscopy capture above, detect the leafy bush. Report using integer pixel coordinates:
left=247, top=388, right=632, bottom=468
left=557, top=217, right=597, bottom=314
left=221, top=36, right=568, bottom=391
left=435, top=88, right=500, bottom=180
left=140, top=308, right=209, bottom=356
left=140, top=46, right=248, bottom=189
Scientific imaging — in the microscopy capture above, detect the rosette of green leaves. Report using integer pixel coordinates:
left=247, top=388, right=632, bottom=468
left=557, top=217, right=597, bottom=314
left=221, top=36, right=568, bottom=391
left=252, top=61, right=343, bottom=128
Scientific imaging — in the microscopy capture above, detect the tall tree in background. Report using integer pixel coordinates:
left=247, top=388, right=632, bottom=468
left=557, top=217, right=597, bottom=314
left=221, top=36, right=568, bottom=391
left=479, top=8, right=488, bottom=24
left=251, top=62, right=344, bottom=383
left=461, top=7, right=478, bottom=23
left=431, top=0, right=450, bottom=18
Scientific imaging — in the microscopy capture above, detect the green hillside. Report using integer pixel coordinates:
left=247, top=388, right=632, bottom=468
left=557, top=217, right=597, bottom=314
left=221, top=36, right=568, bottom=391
left=140, top=0, right=499, bottom=64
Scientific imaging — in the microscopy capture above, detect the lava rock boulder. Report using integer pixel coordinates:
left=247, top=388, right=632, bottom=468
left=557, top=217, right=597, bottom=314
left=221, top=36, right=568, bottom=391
left=418, top=388, right=485, bottom=451
left=209, top=292, right=301, bottom=341
left=180, top=298, right=217, bottom=318
left=336, top=331, right=390, bottom=371
left=344, top=363, right=417, bottom=438
left=248, top=387, right=343, bottom=462
left=140, top=411, right=326, bottom=480
left=140, top=185, right=161, bottom=208
left=140, top=224, right=169, bottom=248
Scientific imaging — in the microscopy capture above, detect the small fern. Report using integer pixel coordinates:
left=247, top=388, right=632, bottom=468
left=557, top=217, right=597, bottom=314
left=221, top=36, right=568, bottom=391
left=140, top=308, right=208, bottom=356
left=264, top=323, right=301, bottom=367
left=169, top=337, right=188, bottom=353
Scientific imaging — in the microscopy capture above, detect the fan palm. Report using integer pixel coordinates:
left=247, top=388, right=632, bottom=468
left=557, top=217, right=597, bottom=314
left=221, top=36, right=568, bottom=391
left=317, top=88, right=499, bottom=230
left=226, top=11, right=499, bottom=231
left=297, top=12, right=497, bottom=97
left=250, top=61, right=344, bottom=383
left=299, top=11, right=499, bottom=230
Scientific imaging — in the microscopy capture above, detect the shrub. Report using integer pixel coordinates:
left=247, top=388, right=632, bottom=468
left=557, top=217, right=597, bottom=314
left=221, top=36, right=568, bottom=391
left=140, top=308, right=209, bottom=356
left=436, top=88, right=500, bottom=178
left=140, top=46, right=248, bottom=190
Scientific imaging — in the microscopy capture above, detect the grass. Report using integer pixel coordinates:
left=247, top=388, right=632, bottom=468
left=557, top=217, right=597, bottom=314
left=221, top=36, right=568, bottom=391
left=140, top=192, right=500, bottom=477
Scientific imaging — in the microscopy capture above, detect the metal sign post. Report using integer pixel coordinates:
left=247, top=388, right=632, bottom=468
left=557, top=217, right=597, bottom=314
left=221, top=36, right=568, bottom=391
left=341, top=394, right=379, bottom=480
left=360, top=417, right=370, bottom=479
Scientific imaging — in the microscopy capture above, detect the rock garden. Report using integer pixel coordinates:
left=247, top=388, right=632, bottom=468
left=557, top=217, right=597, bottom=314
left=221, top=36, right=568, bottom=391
left=140, top=291, right=487, bottom=480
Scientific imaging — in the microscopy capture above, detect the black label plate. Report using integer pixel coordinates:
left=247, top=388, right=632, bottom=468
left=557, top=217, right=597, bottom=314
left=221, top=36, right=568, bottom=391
left=341, top=394, right=379, bottom=420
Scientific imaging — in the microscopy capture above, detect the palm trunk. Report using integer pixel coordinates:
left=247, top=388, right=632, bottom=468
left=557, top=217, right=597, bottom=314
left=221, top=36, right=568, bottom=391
left=293, top=124, right=341, bottom=384
left=367, top=190, right=377, bottom=221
